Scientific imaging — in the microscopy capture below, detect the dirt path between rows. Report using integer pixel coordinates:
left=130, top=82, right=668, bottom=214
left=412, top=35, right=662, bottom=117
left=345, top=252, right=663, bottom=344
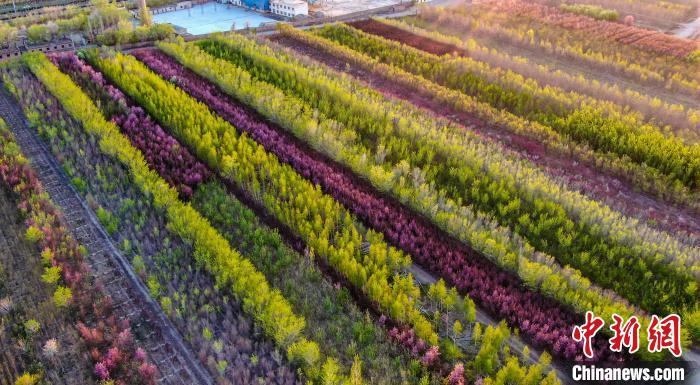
left=136, top=47, right=630, bottom=373
left=0, top=87, right=213, bottom=385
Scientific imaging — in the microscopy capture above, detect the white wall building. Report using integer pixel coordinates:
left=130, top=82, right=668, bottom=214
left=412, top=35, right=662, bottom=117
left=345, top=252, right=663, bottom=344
left=176, top=1, right=193, bottom=9
left=270, top=0, right=308, bottom=17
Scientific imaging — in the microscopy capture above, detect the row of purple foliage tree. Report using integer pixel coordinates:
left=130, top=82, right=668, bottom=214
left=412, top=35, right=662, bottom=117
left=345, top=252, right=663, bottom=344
left=48, top=52, right=211, bottom=200
left=27, top=55, right=302, bottom=385
left=130, top=48, right=621, bottom=362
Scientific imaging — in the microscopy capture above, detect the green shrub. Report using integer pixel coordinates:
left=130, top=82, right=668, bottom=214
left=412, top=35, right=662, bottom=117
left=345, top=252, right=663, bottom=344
left=25, top=226, right=43, bottom=243
left=132, top=255, right=146, bottom=276
left=53, top=285, right=72, bottom=307
left=560, top=3, right=619, bottom=21
left=686, top=50, right=700, bottom=64
left=686, top=309, right=700, bottom=344
left=160, top=296, right=173, bottom=314
left=96, top=23, right=174, bottom=46
left=96, top=206, right=118, bottom=235
left=71, top=176, right=87, bottom=193
left=40, top=247, right=54, bottom=265
left=287, top=339, right=321, bottom=368
left=147, top=275, right=161, bottom=298
left=24, top=319, right=40, bottom=334
left=202, top=327, right=213, bottom=341
left=26, top=24, right=51, bottom=44
left=14, top=373, right=39, bottom=385
left=41, top=265, right=62, bottom=285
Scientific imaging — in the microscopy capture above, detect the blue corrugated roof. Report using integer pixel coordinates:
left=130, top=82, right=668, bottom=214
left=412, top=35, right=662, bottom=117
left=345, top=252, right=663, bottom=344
left=242, top=0, right=269, bottom=10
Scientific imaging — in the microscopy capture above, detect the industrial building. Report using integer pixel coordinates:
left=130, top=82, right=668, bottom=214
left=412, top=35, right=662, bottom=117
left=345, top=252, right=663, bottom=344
left=270, top=0, right=308, bottom=17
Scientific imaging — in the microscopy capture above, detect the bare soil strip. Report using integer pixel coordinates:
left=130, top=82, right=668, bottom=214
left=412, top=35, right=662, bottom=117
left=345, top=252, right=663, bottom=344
left=0, top=87, right=212, bottom=385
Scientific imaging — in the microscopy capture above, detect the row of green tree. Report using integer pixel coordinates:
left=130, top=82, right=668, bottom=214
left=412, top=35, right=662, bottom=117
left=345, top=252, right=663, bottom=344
left=89, top=46, right=567, bottom=382
left=156, top=35, right=678, bottom=354
left=275, top=22, right=698, bottom=211
left=378, top=16, right=700, bottom=141
left=149, top=38, right=580, bottom=380
left=83, top=48, right=449, bottom=357
left=314, top=23, right=700, bottom=191
left=197, top=32, right=698, bottom=318
left=416, top=7, right=699, bottom=98
left=308, top=25, right=700, bottom=312
left=20, top=51, right=331, bottom=379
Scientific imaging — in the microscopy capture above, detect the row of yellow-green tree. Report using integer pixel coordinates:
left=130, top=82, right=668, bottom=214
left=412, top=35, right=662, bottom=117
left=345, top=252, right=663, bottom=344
left=91, top=44, right=565, bottom=383
left=20, top=51, right=337, bottom=380
left=424, top=6, right=700, bottom=86
left=313, top=23, right=700, bottom=191
left=152, top=35, right=694, bottom=354
left=82, top=49, right=449, bottom=354
left=196, top=32, right=698, bottom=319
left=378, top=17, right=700, bottom=141
left=274, top=23, right=699, bottom=212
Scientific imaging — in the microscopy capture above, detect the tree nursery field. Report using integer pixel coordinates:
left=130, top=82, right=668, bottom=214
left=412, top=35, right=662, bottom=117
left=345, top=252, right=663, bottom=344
left=0, top=0, right=698, bottom=384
